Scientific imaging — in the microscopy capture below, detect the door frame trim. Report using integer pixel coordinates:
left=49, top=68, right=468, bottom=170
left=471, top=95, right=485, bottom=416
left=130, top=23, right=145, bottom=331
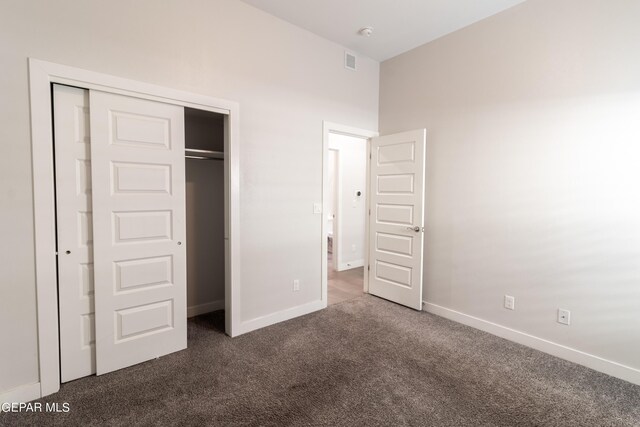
left=321, top=122, right=378, bottom=305
left=29, top=58, right=242, bottom=398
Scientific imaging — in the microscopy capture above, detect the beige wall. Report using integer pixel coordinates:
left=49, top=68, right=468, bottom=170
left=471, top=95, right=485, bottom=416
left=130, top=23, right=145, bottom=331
left=0, top=0, right=378, bottom=395
left=380, top=0, right=640, bottom=374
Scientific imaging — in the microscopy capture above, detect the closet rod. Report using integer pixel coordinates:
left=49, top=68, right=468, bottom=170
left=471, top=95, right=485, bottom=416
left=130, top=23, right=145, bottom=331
left=186, top=155, right=223, bottom=161
left=185, top=148, right=224, bottom=160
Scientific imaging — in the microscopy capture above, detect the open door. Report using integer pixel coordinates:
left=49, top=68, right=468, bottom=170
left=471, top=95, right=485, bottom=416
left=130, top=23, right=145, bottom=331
left=368, top=129, right=426, bottom=310
left=90, top=91, right=187, bottom=374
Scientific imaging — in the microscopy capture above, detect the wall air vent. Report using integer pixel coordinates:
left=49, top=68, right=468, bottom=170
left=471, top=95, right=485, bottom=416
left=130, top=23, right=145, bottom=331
left=345, top=52, right=357, bottom=71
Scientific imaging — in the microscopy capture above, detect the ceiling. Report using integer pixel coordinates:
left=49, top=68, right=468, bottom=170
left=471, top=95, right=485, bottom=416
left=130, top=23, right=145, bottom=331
left=240, top=0, right=526, bottom=61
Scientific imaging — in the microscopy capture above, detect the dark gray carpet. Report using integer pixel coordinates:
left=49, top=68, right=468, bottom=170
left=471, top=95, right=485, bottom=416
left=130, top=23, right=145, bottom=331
left=2, top=296, right=639, bottom=426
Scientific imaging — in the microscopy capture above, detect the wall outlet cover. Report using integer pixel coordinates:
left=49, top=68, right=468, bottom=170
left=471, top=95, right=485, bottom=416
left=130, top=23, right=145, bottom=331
left=558, top=309, right=571, bottom=325
left=504, top=295, right=515, bottom=310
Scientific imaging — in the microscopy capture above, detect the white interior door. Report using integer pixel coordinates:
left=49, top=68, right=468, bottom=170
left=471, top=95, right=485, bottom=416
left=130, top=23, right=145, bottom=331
left=54, top=85, right=96, bottom=382
left=368, top=129, right=426, bottom=310
left=90, top=91, right=187, bottom=374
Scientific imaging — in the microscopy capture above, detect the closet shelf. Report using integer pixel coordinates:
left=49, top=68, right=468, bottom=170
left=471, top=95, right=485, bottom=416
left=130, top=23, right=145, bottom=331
left=185, top=148, right=224, bottom=161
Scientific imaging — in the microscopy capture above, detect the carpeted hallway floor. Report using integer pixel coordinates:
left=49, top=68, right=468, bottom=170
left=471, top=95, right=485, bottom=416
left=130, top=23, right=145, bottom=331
left=3, top=296, right=639, bottom=426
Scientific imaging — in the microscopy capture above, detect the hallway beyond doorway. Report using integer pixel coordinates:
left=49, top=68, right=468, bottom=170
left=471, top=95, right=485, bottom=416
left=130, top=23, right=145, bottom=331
left=327, top=250, right=364, bottom=305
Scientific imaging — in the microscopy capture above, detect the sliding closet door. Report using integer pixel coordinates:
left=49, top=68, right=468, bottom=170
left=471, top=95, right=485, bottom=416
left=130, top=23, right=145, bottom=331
left=54, top=85, right=96, bottom=382
left=90, top=91, right=187, bottom=375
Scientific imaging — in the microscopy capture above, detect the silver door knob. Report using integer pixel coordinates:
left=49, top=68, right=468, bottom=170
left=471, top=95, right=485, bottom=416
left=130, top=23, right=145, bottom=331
left=406, top=226, right=421, bottom=232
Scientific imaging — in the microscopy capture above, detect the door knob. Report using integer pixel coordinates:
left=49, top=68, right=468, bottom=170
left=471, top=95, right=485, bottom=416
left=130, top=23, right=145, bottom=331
left=406, top=226, right=421, bottom=232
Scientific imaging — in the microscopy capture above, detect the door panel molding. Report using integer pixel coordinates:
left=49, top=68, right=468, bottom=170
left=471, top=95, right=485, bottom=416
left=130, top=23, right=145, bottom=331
left=368, top=129, right=426, bottom=310
left=90, top=91, right=187, bottom=375
left=53, top=85, right=96, bottom=383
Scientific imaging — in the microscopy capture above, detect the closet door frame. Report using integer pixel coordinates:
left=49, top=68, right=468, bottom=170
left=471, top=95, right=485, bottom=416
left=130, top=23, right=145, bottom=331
left=28, top=58, right=241, bottom=399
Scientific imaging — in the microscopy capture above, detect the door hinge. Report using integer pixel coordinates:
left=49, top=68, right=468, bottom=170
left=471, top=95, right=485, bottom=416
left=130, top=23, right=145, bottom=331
left=369, top=209, right=371, bottom=215
left=367, top=265, right=370, bottom=271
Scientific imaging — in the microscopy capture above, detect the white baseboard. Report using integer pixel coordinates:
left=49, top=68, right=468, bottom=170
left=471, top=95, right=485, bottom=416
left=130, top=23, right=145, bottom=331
left=423, top=301, right=640, bottom=386
left=187, top=299, right=225, bottom=318
left=337, top=259, right=364, bottom=271
left=0, top=382, right=41, bottom=405
left=236, top=300, right=325, bottom=336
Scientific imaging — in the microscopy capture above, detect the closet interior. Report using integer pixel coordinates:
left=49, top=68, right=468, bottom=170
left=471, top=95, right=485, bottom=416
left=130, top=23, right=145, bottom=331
left=184, top=107, right=226, bottom=320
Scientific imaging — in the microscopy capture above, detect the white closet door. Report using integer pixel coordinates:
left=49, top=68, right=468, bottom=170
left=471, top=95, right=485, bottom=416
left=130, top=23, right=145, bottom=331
left=54, top=85, right=96, bottom=382
left=368, top=129, right=426, bottom=310
left=90, top=91, right=187, bottom=375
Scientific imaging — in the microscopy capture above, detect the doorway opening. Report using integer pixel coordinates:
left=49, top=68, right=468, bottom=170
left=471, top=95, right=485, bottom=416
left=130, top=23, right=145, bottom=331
left=185, top=107, right=226, bottom=334
left=321, top=122, right=378, bottom=307
left=326, top=133, right=367, bottom=305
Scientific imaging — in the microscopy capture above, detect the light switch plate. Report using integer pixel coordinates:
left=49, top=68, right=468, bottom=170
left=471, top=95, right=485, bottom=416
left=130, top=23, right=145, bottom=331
left=313, top=203, right=322, bottom=214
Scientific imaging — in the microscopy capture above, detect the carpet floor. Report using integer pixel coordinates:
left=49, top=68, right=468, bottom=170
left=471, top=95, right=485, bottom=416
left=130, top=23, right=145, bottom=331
left=2, top=296, right=639, bottom=426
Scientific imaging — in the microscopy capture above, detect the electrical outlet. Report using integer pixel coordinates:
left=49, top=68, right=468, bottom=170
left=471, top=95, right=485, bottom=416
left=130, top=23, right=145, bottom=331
left=558, top=309, right=571, bottom=325
left=293, top=279, right=300, bottom=292
left=351, top=244, right=357, bottom=253
left=313, top=203, right=322, bottom=214
left=504, top=295, right=515, bottom=310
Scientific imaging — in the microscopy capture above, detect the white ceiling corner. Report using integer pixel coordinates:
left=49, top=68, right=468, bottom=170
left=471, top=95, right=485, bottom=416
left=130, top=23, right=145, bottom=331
left=239, top=0, right=526, bottom=61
